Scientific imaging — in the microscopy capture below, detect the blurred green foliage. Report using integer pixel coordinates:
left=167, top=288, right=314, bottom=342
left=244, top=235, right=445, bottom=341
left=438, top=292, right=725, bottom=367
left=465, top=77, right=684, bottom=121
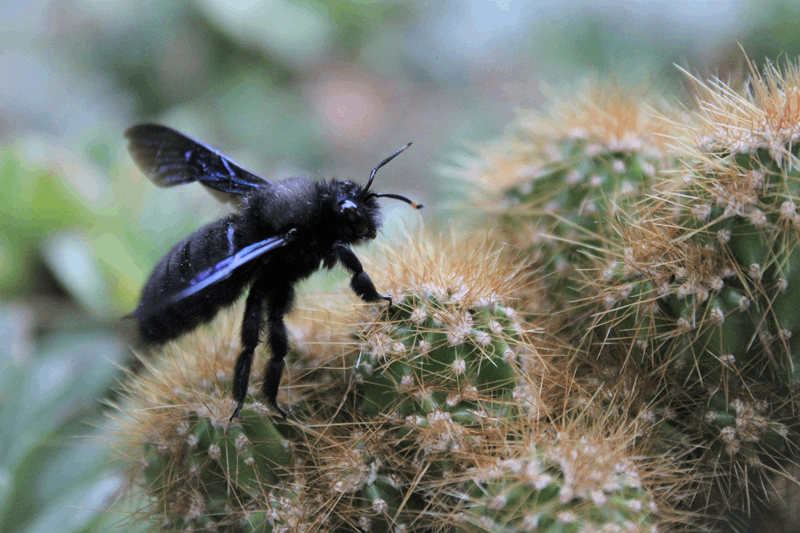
left=0, top=150, right=90, bottom=296
left=0, top=304, right=133, bottom=533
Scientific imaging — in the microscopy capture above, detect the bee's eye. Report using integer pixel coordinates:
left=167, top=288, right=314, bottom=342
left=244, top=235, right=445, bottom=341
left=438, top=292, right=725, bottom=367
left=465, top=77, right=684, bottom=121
left=339, top=199, right=369, bottom=236
left=354, top=221, right=369, bottom=236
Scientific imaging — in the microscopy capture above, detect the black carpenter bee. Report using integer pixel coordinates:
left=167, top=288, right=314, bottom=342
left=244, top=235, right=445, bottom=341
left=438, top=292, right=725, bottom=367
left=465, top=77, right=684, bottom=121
left=126, top=124, right=421, bottom=419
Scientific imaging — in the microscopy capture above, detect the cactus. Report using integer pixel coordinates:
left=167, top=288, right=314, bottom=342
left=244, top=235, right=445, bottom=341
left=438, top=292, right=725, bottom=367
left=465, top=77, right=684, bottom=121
left=456, top=426, right=662, bottom=533
left=137, top=410, right=295, bottom=531
left=584, top=58, right=800, bottom=525
left=113, top=309, right=306, bottom=532
left=339, top=232, right=553, bottom=530
left=340, top=231, right=689, bottom=532
left=349, top=294, right=534, bottom=530
left=460, top=80, right=684, bottom=310
left=448, top=62, right=800, bottom=529
left=354, top=231, right=555, bottom=428
left=356, top=295, right=525, bottom=420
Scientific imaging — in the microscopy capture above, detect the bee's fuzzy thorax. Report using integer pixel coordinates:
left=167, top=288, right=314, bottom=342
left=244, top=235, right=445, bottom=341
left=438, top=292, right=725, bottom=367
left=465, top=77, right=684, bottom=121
left=242, top=176, right=322, bottom=232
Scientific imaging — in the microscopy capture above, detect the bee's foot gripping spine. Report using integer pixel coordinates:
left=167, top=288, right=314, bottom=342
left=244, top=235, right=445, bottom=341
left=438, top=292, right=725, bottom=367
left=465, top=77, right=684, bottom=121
left=271, top=401, right=289, bottom=420
left=228, top=402, right=288, bottom=420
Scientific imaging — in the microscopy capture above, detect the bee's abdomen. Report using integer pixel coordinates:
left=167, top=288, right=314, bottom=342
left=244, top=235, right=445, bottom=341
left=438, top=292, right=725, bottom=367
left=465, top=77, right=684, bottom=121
left=135, top=217, right=252, bottom=345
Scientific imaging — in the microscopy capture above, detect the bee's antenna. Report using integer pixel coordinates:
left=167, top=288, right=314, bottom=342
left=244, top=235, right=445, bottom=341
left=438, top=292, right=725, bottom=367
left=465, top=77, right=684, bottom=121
left=369, top=193, right=423, bottom=209
left=364, top=142, right=412, bottom=193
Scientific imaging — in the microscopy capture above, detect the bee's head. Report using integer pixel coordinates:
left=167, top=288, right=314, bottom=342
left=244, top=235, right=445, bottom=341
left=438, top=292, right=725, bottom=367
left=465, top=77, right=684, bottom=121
left=336, top=192, right=380, bottom=241
left=335, top=143, right=422, bottom=243
left=334, top=143, right=422, bottom=243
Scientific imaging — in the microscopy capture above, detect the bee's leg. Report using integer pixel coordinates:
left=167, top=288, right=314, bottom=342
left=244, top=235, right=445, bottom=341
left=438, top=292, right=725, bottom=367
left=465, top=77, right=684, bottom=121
left=230, top=286, right=265, bottom=420
left=334, top=244, right=391, bottom=305
left=262, top=284, right=295, bottom=419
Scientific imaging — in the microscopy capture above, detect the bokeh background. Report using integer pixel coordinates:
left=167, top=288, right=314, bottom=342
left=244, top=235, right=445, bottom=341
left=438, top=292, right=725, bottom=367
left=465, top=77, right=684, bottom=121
left=3, top=1, right=800, bottom=531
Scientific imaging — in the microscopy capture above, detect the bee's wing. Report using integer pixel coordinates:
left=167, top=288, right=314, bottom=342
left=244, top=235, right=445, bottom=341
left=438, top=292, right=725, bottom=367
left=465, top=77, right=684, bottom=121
left=142, top=233, right=294, bottom=315
left=125, top=124, right=270, bottom=202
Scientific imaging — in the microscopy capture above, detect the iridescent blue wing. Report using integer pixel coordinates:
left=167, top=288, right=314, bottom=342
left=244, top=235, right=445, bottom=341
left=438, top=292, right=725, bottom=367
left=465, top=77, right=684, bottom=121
left=125, top=124, right=269, bottom=202
left=144, top=232, right=294, bottom=314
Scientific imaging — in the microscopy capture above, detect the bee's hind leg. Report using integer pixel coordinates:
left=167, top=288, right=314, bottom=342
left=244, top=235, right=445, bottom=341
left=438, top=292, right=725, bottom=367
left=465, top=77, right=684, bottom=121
left=230, top=285, right=266, bottom=420
left=262, top=284, right=295, bottom=419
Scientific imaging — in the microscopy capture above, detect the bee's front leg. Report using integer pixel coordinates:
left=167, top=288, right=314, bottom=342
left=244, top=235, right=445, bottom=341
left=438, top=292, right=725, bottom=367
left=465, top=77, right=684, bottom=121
left=334, top=244, right=391, bottom=305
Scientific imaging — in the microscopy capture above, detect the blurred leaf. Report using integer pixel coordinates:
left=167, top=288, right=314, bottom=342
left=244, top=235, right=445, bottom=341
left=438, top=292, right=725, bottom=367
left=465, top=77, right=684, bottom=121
left=196, top=0, right=334, bottom=68
left=0, top=149, right=87, bottom=295
left=92, top=233, right=145, bottom=313
left=0, top=236, right=31, bottom=295
left=0, top=330, right=125, bottom=468
left=320, top=0, right=416, bottom=57
left=0, top=304, right=34, bottom=389
left=203, top=74, right=327, bottom=168
left=738, top=0, right=800, bottom=68
left=0, top=314, right=129, bottom=533
left=0, top=304, right=34, bottom=518
left=41, top=232, right=115, bottom=318
left=0, top=148, right=92, bottom=231
left=19, top=474, right=126, bottom=533
left=0, top=470, right=9, bottom=523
